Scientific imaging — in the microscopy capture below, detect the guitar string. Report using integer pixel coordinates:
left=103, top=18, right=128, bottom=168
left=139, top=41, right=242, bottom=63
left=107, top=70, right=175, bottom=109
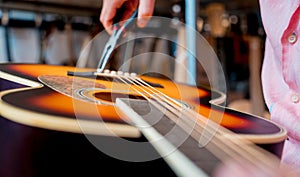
left=130, top=76, right=283, bottom=173
left=112, top=74, right=280, bottom=175
left=108, top=73, right=280, bottom=175
left=126, top=76, right=280, bottom=171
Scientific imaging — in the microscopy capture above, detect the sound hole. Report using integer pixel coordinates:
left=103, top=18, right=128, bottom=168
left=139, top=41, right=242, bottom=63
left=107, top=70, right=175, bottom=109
left=94, top=92, right=146, bottom=103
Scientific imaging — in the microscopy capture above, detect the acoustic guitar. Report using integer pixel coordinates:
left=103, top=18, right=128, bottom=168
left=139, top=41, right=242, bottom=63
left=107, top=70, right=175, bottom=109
left=0, top=63, right=287, bottom=177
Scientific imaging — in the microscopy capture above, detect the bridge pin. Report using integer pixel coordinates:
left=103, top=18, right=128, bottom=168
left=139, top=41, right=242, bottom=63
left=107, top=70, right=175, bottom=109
left=110, top=71, right=117, bottom=75
left=130, top=73, right=137, bottom=77
left=104, top=69, right=110, bottom=74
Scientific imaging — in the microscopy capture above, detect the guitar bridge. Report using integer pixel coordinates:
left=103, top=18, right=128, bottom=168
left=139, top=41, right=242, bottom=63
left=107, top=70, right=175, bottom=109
left=67, top=70, right=164, bottom=88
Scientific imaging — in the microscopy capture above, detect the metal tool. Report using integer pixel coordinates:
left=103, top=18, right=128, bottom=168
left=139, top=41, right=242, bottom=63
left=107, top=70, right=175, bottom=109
left=96, top=10, right=138, bottom=73
left=67, top=10, right=138, bottom=77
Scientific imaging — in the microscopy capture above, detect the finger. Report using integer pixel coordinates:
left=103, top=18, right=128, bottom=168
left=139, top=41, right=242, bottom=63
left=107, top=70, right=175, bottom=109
left=279, top=163, right=300, bottom=177
left=100, top=11, right=114, bottom=35
left=212, top=161, right=252, bottom=177
left=121, top=0, right=139, bottom=22
left=100, top=0, right=125, bottom=34
left=137, top=0, right=155, bottom=28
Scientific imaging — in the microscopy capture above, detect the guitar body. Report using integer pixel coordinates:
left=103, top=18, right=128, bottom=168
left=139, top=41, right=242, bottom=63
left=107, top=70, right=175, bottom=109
left=0, top=63, right=287, bottom=176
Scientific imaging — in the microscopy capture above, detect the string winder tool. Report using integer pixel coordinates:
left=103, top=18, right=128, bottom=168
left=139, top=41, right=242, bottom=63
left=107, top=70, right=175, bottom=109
left=68, top=10, right=138, bottom=77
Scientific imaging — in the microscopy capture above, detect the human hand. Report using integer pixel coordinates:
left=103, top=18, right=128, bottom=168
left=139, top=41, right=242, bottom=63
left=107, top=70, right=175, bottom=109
left=100, top=0, right=155, bottom=35
left=212, top=160, right=300, bottom=177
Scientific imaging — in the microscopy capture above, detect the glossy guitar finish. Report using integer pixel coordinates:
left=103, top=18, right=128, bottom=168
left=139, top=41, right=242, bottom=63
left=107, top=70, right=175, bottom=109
left=0, top=63, right=287, bottom=176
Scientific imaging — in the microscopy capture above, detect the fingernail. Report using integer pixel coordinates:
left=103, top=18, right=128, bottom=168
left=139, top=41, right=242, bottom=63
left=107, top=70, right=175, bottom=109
left=138, top=18, right=148, bottom=28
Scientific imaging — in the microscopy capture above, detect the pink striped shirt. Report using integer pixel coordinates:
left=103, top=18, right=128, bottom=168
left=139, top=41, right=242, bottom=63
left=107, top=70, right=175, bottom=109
left=260, top=0, right=300, bottom=169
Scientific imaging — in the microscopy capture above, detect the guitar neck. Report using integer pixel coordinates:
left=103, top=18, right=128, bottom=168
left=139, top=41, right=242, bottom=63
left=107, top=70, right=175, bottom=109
left=115, top=98, right=212, bottom=176
left=115, top=98, right=282, bottom=177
